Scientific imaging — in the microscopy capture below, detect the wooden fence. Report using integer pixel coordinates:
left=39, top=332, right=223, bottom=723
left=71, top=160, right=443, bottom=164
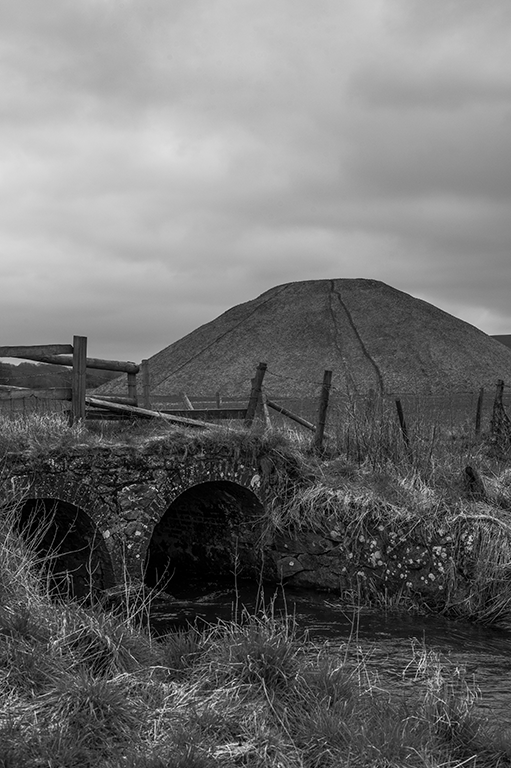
left=4, top=335, right=508, bottom=452
left=0, top=338, right=337, bottom=450
left=0, top=337, right=138, bottom=424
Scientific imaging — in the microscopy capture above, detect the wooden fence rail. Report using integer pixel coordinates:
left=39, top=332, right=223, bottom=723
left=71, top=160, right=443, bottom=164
left=0, top=336, right=140, bottom=423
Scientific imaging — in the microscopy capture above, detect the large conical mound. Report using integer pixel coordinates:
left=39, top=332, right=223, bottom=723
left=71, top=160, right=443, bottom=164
left=98, top=279, right=511, bottom=398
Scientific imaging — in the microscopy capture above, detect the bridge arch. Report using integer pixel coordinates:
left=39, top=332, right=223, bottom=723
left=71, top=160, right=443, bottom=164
left=5, top=474, right=115, bottom=599
left=18, top=497, right=116, bottom=600
left=144, top=479, right=265, bottom=592
left=2, top=453, right=271, bottom=589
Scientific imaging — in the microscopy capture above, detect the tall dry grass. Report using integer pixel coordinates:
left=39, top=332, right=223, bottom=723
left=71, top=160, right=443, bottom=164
left=0, top=497, right=511, bottom=766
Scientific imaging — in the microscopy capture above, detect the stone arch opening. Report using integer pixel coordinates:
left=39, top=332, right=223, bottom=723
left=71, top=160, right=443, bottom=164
left=18, top=498, right=115, bottom=600
left=144, top=481, right=264, bottom=593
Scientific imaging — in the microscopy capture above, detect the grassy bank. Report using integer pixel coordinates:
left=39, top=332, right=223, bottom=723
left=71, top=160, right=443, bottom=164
left=1, top=513, right=511, bottom=768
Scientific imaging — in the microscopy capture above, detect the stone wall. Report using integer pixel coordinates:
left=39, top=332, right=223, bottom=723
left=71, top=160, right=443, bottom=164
left=266, top=526, right=464, bottom=606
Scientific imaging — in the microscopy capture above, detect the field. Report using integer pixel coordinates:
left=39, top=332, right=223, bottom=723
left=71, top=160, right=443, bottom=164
left=1, top=411, right=511, bottom=765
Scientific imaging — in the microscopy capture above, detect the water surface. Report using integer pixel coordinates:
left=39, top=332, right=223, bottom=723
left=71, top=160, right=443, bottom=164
left=150, top=580, right=511, bottom=724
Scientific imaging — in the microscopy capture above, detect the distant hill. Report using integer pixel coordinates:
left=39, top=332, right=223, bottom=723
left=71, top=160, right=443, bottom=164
left=95, top=278, right=511, bottom=398
left=492, top=335, right=511, bottom=351
left=0, top=361, right=118, bottom=391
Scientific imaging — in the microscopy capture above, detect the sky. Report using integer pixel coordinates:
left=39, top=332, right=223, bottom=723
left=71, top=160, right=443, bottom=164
left=1, top=0, right=511, bottom=363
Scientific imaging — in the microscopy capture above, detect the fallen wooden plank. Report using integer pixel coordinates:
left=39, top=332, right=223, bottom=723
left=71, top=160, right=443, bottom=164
left=85, top=396, right=228, bottom=429
left=91, top=395, right=138, bottom=406
left=159, top=408, right=247, bottom=420
left=266, top=398, right=334, bottom=440
left=150, top=394, right=245, bottom=404
left=0, top=387, right=72, bottom=401
left=266, top=399, right=316, bottom=431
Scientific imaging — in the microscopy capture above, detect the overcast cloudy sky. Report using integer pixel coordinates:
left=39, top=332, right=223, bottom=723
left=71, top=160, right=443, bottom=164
left=2, top=0, right=510, bottom=362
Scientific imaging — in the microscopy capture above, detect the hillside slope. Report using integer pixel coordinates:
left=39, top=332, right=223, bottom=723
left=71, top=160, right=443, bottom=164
left=96, top=279, right=511, bottom=398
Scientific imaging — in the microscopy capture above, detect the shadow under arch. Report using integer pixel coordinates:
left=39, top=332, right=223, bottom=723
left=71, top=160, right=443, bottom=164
left=18, top=498, right=115, bottom=601
left=144, top=480, right=265, bottom=593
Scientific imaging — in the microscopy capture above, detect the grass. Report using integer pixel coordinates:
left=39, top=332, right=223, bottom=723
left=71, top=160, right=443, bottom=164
left=0, top=503, right=511, bottom=767
left=0, top=411, right=306, bottom=469
left=3, top=410, right=511, bottom=763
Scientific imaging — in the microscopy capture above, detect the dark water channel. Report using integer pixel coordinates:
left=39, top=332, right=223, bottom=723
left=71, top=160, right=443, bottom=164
left=150, top=580, right=511, bottom=726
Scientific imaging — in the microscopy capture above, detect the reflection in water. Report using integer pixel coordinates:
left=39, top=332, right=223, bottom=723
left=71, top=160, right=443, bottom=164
left=150, top=579, right=511, bottom=725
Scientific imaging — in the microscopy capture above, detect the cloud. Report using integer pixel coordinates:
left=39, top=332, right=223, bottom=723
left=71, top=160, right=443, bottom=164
left=1, top=0, right=511, bottom=363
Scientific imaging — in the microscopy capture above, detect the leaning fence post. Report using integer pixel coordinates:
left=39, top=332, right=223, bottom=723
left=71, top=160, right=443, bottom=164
left=313, top=370, right=332, bottom=452
left=71, top=335, right=87, bottom=423
left=395, top=398, right=410, bottom=449
left=181, top=392, right=194, bottom=410
left=245, top=362, right=267, bottom=426
left=475, top=387, right=484, bottom=436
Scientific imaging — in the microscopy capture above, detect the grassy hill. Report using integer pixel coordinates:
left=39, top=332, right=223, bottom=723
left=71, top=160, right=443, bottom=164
left=96, top=278, right=511, bottom=399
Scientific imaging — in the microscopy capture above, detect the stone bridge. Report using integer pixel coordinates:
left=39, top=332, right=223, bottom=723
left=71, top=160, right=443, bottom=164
left=0, top=437, right=473, bottom=606
left=0, top=439, right=283, bottom=598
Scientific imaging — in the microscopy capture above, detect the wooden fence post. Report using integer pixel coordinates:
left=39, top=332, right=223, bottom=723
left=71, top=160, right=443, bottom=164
left=216, top=391, right=222, bottom=409
left=141, top=359, right=151, bottom=409
left=261, top=392, right=271, bottom=430
left=395, top=398, right=410, bottom=449
left=71, top=335, right=87, bottom=423
left=127, top=372, right=137, bottom=406
left=491, top=379, right=505, bottom=436
left=475, top=387, right=484, bottom=437
left=490, top=379, right=511, bottom=444
left=313, top=370, right=332, bottom=452
left=245, top=362, right=267, bottom=426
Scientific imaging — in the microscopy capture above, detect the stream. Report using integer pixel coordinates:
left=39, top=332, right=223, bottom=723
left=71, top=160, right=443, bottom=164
left=149, top=579, right=511, bottom=725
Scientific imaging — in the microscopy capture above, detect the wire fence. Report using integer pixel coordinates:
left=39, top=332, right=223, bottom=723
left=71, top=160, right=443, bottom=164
left=2, top=365, right=511, bottom=438
left=147, top=387, right=511, bottom=436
